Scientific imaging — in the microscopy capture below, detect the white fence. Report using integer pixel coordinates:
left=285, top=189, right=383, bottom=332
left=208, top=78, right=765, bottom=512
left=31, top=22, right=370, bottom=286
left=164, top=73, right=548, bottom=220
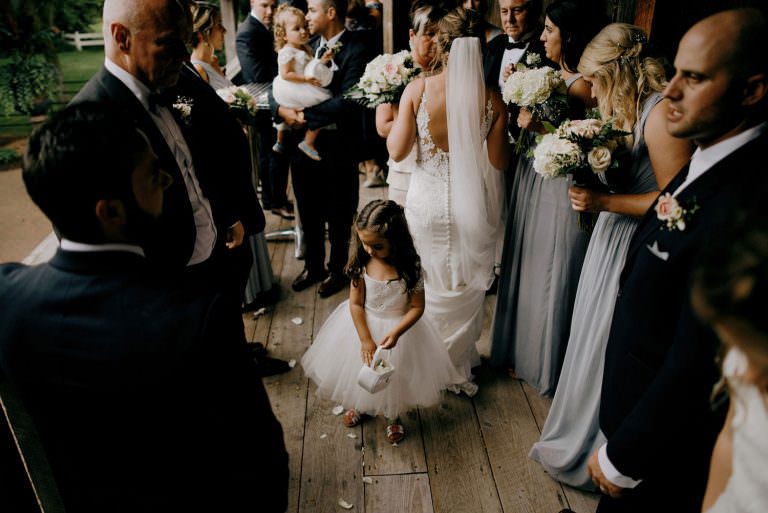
left=63, top=32, right=104, bottom=51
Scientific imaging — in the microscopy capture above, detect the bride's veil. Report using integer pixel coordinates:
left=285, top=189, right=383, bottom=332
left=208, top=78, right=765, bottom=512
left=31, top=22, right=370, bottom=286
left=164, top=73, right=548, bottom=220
left=446, top=37, right=504, bottom=290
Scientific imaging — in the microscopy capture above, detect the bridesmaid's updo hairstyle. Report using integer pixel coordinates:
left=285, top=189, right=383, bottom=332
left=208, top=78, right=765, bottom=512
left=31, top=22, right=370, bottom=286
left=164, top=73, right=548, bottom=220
left=434, top=7, right=481, bottom=71
left=190, top=1, right=220, bottom=48
left=273, top=4, right=305, bottom=51
left=578, top=23, right=667, bottom=135
left=346, top=200, right=423, bottom=293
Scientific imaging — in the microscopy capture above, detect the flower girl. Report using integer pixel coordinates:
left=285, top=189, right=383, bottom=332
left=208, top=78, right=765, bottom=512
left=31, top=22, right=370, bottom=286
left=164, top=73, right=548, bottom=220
left=272, top=4, right=334, bottom=161
left=301, top=200, right=463, bottom=443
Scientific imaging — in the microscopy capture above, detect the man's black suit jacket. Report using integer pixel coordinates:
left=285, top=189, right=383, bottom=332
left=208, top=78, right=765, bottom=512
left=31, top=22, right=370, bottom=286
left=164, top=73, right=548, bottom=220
left=236, top=15, right=278, bottom=84
left=72, top=68, right=201, bottom=268
left=483, top=31, right=545, bottom=91
left=0, top=250, right=288, bottom=512
left=171, top=64, right=265, bottom=236
left=599, top=132, right=768, bottom=511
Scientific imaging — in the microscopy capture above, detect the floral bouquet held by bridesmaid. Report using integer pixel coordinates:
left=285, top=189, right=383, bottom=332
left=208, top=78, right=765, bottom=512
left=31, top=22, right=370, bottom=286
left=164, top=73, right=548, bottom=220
left=502, top=63, right=568, bottom=154
left=532, top=118, right=629, bottom=230
left=216, top=85, right=259, bottom=124
left=344, top=50, right=421, bottom=108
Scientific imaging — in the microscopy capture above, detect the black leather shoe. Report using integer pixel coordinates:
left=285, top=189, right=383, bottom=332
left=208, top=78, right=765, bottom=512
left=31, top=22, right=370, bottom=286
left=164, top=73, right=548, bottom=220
left=248, top=342, right=268, bottom=359
left=254, top=356, right=291, bottom=377
left=292, top=269, right=326, bottom=292
left=318, top=273, right=347, bottom=298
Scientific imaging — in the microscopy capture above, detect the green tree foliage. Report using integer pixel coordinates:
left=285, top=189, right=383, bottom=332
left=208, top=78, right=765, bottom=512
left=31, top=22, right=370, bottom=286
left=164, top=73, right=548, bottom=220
left=53, top=0, right=103, bottom=34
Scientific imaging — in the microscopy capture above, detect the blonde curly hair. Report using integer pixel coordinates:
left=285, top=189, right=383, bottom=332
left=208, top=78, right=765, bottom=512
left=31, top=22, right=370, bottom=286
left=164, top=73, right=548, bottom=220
left=273, top=4, right=306, bottom=52
left=578, top=23, right=667, bottom=138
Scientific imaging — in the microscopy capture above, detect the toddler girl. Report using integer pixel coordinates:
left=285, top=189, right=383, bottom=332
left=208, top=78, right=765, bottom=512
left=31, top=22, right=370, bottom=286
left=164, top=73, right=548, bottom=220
left=301, top=200, right=463, bottom=443
left=272, top=5, right=334, bottom=161
left=693, top=202, right=768, bottom=513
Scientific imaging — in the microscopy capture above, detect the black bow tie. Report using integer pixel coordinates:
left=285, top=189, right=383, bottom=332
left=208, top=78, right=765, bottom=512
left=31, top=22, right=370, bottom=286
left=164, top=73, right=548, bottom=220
left=505, top=39, right=528, bottom=50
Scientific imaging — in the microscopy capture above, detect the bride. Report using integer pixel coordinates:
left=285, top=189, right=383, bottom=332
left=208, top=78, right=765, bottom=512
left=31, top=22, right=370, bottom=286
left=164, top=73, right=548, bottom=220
left=387, top=7, right=509, bottom=394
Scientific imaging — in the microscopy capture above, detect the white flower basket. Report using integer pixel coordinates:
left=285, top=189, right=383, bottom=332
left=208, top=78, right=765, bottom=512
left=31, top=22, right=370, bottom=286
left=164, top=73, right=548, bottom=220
left=357, top=347, right=395, bottom=394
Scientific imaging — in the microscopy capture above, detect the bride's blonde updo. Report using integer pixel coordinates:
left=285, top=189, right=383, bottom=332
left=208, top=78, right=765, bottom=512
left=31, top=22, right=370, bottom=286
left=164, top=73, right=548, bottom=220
left=578, top=23, right=667, bottom=136
left=433, top=7, right=481, bottom=71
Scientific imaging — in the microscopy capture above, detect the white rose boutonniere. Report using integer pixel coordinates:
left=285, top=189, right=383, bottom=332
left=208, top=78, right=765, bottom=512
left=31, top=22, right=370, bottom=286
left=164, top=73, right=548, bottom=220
left=655, top=193, right=700, bottom=231
left=172, top=96, right=193, bottom=124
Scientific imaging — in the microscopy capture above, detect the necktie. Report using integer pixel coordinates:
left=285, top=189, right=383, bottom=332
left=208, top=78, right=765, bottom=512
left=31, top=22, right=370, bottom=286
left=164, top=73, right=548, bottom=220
left=505, top=39, right=528, bottom=50
left=316, top=44, right=328, bottom=59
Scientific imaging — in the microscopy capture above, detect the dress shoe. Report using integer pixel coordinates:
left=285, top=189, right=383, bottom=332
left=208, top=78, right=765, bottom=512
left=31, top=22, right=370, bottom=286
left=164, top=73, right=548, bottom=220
left=318, top=273, right=347, bottom=298
left=248, top=342, right=268, bottom=359
left=271, top=206, right=295, bottom=220
left=292, top=269, right=326, bottom=292
left=254, top=356, right=291, bottom=377
left=557, top=510, right=577, bottom=513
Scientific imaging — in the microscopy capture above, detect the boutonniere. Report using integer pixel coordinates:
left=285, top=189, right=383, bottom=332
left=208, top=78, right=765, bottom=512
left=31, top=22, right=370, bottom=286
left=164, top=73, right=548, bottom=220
left=525, top=52, right=542, bottom=67
left=172, top=96, right=193, bottom=124
left=655, top=193, right=700, bottom=231
left=329, top=40, right=343, bottom=55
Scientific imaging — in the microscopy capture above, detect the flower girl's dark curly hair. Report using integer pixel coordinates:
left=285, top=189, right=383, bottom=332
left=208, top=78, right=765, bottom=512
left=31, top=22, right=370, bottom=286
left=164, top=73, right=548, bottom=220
left=345, top=200, right=423, bottom=293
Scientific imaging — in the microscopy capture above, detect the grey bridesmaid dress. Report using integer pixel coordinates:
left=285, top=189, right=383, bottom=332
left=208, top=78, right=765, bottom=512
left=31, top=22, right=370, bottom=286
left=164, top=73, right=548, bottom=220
left=528, top=92, right=664, bottom=489
left=489, top=74, right=590, bottom=396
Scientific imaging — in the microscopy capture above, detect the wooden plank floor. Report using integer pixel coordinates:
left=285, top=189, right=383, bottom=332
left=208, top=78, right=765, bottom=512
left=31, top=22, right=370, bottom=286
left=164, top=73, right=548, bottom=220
left=244, top=178, right=599, bottom=513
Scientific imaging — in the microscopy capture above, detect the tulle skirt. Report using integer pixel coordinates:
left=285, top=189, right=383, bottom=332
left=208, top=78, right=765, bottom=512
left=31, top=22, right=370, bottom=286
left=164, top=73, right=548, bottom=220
left=301, top=301, right=464, bottom=419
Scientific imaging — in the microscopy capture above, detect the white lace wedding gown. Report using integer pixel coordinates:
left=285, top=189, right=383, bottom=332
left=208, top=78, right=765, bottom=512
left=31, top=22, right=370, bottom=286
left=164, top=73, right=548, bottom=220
left=405, top=90, right=495, bottom=384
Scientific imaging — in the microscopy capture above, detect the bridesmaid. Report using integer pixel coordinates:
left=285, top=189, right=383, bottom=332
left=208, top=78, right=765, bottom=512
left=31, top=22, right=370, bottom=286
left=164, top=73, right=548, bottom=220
left=190, top=1, right=278, bottom=310
left=376, top=0, right=445, bottom=206
left=529, top=23, right=693, bottom=489
left=489, top=0, right=604, bottom=396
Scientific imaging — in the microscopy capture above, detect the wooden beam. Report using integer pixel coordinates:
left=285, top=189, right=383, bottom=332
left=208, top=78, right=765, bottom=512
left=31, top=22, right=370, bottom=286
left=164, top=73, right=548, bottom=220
left=382, top=0, right=393, bottom=53
left=633, top=0, right=656, bottom=38
left=220, top=0, right=238, bottom=66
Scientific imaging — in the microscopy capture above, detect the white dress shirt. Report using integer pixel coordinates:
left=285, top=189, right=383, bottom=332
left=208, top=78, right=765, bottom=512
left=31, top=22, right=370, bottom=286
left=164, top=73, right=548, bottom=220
left=317, top=29, right=345, bottom=72
left=673, top=122, right=768, bottom=196
left=61, top=239, right=145, bottom=257
left=497, top=37, right=529, bottom=90
left=104, top=58, right=217, bottom=266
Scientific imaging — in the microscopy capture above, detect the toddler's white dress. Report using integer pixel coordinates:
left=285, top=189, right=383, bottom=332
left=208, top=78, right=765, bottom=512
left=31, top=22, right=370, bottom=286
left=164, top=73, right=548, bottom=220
left=272, top=46, right=332, bottom=109
left=301, top=273, right=463, bottom=419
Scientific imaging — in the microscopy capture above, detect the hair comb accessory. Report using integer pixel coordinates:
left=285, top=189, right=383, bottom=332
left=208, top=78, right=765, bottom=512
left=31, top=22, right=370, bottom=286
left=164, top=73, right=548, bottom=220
left=632, top=32, right=647, bottom=44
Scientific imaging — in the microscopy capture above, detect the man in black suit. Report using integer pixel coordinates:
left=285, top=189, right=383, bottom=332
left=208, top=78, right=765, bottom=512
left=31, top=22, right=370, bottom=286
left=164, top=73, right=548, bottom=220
left=587, top=8, right=768, bottom=513
left=237, top=0, right=294, bottom=219
left=275, top=0, right=369, bottom=297
left=0, top=103, right=288, bottom=512
left=483, top=0, right=544, bottom=92
left=72, top=0, right=250, bottom=275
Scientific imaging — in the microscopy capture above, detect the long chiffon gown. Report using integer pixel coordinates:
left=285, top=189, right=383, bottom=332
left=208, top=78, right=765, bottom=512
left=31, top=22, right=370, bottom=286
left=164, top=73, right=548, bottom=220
left=528, top=92, right=663, bottom=488
left=405, top=90, right=495, bottom=383
left=489, top=74, right=590, bottom=396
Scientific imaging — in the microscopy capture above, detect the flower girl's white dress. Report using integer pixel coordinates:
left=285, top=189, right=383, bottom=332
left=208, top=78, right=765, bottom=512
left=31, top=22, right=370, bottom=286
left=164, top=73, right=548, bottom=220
left=301, top=273, right=463, bottom=419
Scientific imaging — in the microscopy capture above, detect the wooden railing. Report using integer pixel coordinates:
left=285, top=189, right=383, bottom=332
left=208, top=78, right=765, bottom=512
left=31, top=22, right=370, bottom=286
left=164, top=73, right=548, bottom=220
left=62, top=32, right=104, bottom=52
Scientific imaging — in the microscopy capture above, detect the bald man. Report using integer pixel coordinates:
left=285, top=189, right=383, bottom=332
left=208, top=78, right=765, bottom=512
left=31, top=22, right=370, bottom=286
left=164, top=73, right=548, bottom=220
left=72, top=0, right=251, bottom=273
left=586, top=8, right=768, bottom=513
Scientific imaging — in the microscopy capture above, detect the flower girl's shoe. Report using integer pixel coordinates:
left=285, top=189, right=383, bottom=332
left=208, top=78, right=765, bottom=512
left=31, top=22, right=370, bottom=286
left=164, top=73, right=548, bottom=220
left=298, top=141, right=321, bottom=161
left=448, top=381, right=479, bottom=398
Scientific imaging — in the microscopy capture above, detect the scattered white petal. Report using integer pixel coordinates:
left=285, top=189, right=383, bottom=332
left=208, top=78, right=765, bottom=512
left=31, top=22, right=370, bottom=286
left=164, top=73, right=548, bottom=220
left=338, top=498, right=354, bottom=510
left=391, top=442, right=399, bottom=447
left=347, top=433, right=357, bottom=439
left=251, top=307, right=267, bottom=318
left=362, top=477, right=373, bottom=484
left=291, top=317, right=303, bottom=325
left=288, top=359, right=297, bottom=368
left=320, top=433, right=328, bottom=439
left=332, top=405, right=345, bottom=415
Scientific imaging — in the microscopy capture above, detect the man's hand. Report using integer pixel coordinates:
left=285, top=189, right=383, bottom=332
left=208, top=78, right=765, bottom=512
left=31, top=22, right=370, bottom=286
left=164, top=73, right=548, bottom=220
left=587, top=450, right=625, bottom=498
left=502, top=63, right=516, bottom=83
left=277, top=106, right=306, bottom=129
left=226, top=220, right=245, bottom=249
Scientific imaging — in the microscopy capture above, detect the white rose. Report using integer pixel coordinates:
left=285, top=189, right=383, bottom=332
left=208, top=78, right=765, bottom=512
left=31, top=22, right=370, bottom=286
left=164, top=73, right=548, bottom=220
left=587, top=146, right=612, bottom=173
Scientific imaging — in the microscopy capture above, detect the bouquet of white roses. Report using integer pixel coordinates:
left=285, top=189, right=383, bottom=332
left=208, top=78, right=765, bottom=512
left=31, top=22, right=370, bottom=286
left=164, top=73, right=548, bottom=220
left=216, top=85, right=258, bottom=121
left=344, top=50, right=421, bottom=108
left=502, top=65, right=568, bottom=154
left=533, top=118, right=629, bottom=230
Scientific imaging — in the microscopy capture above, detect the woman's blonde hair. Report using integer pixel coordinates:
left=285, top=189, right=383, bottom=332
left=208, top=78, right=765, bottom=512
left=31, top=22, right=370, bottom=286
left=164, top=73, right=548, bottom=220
left=434, top=7, right=481, bottom=71
left=190, top=1, right=220, bottom=48
left=578, top=23, right=667, bottom=136
left=273, top=4, right=306, bottom=51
